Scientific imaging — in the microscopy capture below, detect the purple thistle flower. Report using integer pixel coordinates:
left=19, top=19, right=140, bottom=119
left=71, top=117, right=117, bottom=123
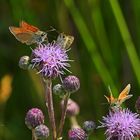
left=99, top=109, right=140, bottom=140
left=135, top=96, right=140, bottom=113
left=31, top=43, right=71, bottom=78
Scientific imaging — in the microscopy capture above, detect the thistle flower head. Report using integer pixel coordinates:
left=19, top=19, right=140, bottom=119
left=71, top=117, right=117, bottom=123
left=25, top=108, right=44, bottom=129
left=62, top=75, right=80, bottom=93
left=99, top=109, right=140, bottom=140
left=31, top=43, right=71, bottom=78
left=135, top=96, right=140, bottom=113
left=34, top=124, right=49, bottom=139
left=68, top=128, right=87, bottom=140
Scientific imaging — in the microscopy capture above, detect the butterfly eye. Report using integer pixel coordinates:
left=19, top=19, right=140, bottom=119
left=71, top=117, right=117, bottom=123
left=41, top=33, right=46, bottom=36
left=61, top=34, right=65, bottom=38
left=111, top=102, right=117, bottom=107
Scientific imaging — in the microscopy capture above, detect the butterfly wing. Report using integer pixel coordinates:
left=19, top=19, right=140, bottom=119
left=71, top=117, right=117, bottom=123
left=65, top=35, right=74, bottom=49
left=20, top=21, right=39, bottom=32
left=9, top=26, right=27, bottom=35
left=16, top=33, right=35, bottom=45
left=56, top=33, right=65, bottom=48
left=9, top=26, right=35, bottom=45
left=118, top=84, right=132, bottom=104
left=56, top=33, right=74, bottom=49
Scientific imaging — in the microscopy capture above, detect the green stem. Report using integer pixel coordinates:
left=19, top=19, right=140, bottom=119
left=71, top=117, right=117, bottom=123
left=69, top=116, right=80, bottom=128
left=64, top=0, right=118, bottom=95
left=44, top=79, right=57, bottom=140
left=57, top=93, right=70, bottom=139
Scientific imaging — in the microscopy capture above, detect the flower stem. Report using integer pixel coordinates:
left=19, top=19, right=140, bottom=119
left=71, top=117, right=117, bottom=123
left=57, top=92, right=70, bottom=139
left=32, top=129, right=37, bottom=140
left=69, top=116, right=80, bottom=128
left=44, top=79, right=57, bottom=140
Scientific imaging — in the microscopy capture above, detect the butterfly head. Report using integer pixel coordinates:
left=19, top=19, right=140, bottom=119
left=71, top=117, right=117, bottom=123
left=35, top=31, right=48, bottom=43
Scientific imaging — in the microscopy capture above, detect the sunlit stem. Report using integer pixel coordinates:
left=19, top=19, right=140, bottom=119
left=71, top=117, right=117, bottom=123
left=69, top=116, right=80, bottom=129
left=44, top=78, right=57, bottom=140
left=32, top=129, right=37, bottom=140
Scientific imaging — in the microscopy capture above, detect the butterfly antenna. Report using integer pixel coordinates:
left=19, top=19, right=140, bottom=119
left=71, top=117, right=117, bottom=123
left=101, top=102, right=108, bottom=106
left=49, top=26, right=56, bottom=32
left=46, top=26, right=57, bottom=33
left=50, top=27, right=61, bottom=34
left=108, top=85, right=113, bottom=95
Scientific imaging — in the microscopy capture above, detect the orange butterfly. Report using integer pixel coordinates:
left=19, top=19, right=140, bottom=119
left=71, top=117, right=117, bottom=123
left=9, top=21, right=48, bottom=45
left=104, top=84, right=132, bottom=109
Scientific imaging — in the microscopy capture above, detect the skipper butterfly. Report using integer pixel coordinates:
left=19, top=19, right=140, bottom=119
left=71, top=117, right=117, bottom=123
left=9, top=21, right=48, bottom=45
left=104, top=84, right=132, bottom=109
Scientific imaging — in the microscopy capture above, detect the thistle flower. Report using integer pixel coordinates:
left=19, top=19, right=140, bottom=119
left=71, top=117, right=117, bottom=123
left=99, top=109, right=140, bottom=140
left=135, top=96, right=140, bottom=113
left=34, top=124, right=49, bottom=139
left=68, top=128, right=87, bottom=140
left=31, top=43, right=71, bottom=78
left=25, top=108, right=44, bottom=129
left=62, top=75, right=80, bottom=93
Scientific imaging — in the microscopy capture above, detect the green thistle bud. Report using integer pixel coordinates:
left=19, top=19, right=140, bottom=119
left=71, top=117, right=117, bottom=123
left=34, top=124, right=49, bottom=139
left=53, top=84, right=65, bottom=97
left=83, top=121, right=96, bottom=134
left=19, top=56, right=31, bottom=70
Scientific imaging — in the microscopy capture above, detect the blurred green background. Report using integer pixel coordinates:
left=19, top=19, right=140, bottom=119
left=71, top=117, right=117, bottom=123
left=0, top=0, right=140, bottom=139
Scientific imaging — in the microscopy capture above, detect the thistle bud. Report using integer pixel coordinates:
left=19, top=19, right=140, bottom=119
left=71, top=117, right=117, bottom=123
left=62, top=75, right=80, bottom=93
left=83, top=121, right=96, bottom=133
left=68, top=128, right=87, bottom=140
left=34, top=124, right=49, bottom=139
left=53, top=84, right=65, bottom=97
left=61, top=99, right=80, bottom=117
left=25, top=108, right=44, bottom=129
left=19, top=56, right=30, bottom=70
left=135, top=96, right=140, bottom=113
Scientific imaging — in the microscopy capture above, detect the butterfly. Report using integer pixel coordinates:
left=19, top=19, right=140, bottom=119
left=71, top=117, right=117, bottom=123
left=9, top=21, right=48, bottom=45
left=104, top=84, right=132, bottom=109
left=56, top=33, right=74, bottom=49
